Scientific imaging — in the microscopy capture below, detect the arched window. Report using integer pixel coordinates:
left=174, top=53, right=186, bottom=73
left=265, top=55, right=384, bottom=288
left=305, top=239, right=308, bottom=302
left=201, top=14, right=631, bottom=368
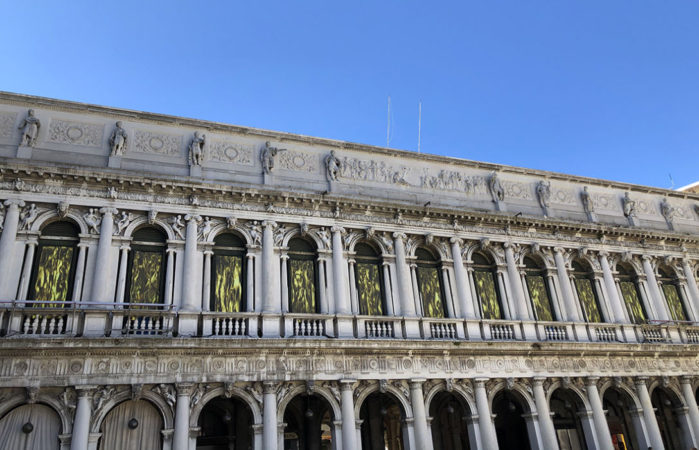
left=287, top=237, right=318, bottom=314
left=354, top=242, right=385, bottom=316
left=617, top=263, right=646, bottom=324
left=127, top=227, right=167, bottom=305
left=415, top=247, right=445, bottom=318
left=28, top=221, right=80, bottom=303
left=472, top=252, right=503, bottom=320
left=572, top=260, right=603, bottom=323
left=658, top=266, right=687, bottom=322
left=211, top=233, right=246, bottom=312
left=523, top=256, right=555, bottom=321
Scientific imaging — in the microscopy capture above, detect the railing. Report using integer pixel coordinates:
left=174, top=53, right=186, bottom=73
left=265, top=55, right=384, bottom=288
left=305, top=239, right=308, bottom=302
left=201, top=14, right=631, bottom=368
left=683, top=327, right=699, bottom=344
left=421, top=318, right=462, bottom=339
left=201, top=312, right=256, bottom=337
left=637, top=324, right=669, bottom=343
left=284, top=314, right=330, bottom=337
left=363, top=318, right=397, bottom=338
left=590, top=324, right=621, bottom=343
left=0, top=301, right=81, bottom=337
left=540, top=323, right=570, bottom=341
left=483, top=321, right=517, bottom=340
left=111, top=306, right=175, bottom=336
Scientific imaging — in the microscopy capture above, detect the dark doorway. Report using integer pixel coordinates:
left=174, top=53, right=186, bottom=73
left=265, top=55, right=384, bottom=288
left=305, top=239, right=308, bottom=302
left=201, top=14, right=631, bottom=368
left=283, top=394, right=334, bottom=450
left=360, top=392, right=405, bottom=450
left=197, top=396, right=253, bottom=450
left=493, top=391, right=531, bottom=450
left=550, top=389, right=587, bottom=450
left=603, top=388, right=639, bottom=450
left=430, top=391, right=471, bottom=450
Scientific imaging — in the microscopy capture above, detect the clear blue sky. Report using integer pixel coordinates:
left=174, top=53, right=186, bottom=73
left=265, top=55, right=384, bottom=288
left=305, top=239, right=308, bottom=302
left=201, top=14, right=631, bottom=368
left=2, top=1, right=698, bottom=189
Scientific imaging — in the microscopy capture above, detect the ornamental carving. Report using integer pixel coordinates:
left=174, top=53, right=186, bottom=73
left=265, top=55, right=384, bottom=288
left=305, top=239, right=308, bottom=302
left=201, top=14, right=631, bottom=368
left=134, top=130, right=181, bottom=156
left=502, top=181, right=533, bottom=200
left=48, top=119, right=104, bottom=147
left=208, top=141, right=254, bottom=165
left=277, top=150, right=318, bottom=173
left=167, top=215, right=186, bottom=240
left=0, top=111, right=17, bottom=138
left=19, top=203, right=39, bottom=230
left=419, top=169, right=485, bottom=194
left=114, top=211, right=136, bottom=236
left=339, top=157, right=410, bottom=186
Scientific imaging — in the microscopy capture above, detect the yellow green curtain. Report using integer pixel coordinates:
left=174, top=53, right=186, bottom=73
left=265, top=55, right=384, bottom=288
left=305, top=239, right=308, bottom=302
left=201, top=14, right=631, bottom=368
left=526, top=275, right=553, bottom=321
left=356, top=262, right=383, bottom=316
left=662, top=284, right=686, bottom=321
left=213, top=254, right=243, bottom=312
left=129, top=251, right=163, bottom=305
left=417, top=266, right=444, bottom=318
left=32, top=245, right=74, bottom=302
left=289, top=259, right=316, bottom=313
left=574, top=278, right=602, bottom=323
left=620, top=281, right=645, bottom=324
left=474, top=271, right=501, bottom=319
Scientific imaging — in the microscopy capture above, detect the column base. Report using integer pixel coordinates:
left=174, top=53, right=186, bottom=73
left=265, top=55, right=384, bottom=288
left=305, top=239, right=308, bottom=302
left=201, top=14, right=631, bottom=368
left=403, top=317, right=421, bottom=338
left=464, top=320, right=482, bottom=340
left=335, top=315, right=354, bottom=338
left=107, top=155, right=122, bottom=168
left=262, top=314, right=281, bottom=338
left=16, top=145, right=32, bottom=159
left=83, top=312, right=108, bottom=337
left=177, top=312, right=199, bottom=337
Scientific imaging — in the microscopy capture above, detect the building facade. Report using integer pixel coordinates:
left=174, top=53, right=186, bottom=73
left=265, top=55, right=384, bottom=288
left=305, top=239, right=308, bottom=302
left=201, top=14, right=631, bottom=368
left=0, top=91, right=698, bottom=450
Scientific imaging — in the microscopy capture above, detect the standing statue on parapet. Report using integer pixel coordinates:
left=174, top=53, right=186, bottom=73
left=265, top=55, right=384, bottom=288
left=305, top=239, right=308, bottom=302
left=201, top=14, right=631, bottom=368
left=581, top=186, right=594, bottom=214
left=536, top=180, right=551, bottom=209
left=260, top=141, right=285, bottom=174
left=325, top=150, right=341, bottom=181
left=487, top=172, right=505, bottom=203
left=622, top=192, right=636, bottom=218
left=189, top=131, right=206, bottom=166
left=109, top=122, right=128, bottom=156
left=18, top=109, right=41, bottom=147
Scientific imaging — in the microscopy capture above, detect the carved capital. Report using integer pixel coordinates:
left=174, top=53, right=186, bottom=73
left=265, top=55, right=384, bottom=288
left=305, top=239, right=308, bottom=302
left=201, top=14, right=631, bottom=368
left=4, top=199, right=25, bottom=208
left=585, top=376, right=600, bottom=387
left=262, top=220, right=277, bottom=230
left=449, top=237, right=463, bottom=246
left=262, top=381, right=277, bottom=394
left=99, top=207, right=118, bottom=217
left=392, top=232, right=407, bottom=242
left=340, top=379, right=356, bottom=392
left=184, top=214, right=202, bottom=223
left=176, top=383, right=196, bottom=397
left=330, top=225, right=346, bottom=235
left=553, top=246, right=567, bottom=256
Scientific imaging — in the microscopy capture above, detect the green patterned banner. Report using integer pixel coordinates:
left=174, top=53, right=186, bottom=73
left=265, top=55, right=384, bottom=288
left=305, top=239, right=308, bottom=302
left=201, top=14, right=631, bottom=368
left=289, top=259, right=316, bottom=313
left=129, top=251, right=163, bottom=305
left=417, top=266, right=444, bottom=318
left=356, top=262, right=383, bottom=316
left=662, top=284, right=686, bottom=321
left=474, top=271, right=501, bottom=320
left=574, top=278, right=602, bottom=323
left=526, top=275, right=553, bottom=321
left=213, top=254, right=243, bottom=312
left=620, top=281, right=645, bottom=324
left=32, top=245, right=74, bottom=302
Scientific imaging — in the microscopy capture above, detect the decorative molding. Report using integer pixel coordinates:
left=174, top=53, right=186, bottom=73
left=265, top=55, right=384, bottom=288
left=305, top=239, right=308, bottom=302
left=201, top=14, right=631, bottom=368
left=48, top=119, right=104, bottom=147
left=133, top=130, right=181, bottom=156
left=208, top=141, right=254, bottom=165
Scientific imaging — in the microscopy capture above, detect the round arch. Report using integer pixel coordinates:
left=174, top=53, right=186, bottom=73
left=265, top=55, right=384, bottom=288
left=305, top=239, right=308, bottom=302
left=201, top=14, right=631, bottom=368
left=90, top=388, right=173, bottom=434
left=463, top=244, right=504, bottom=266
left=598, top=380, right=643, bottom=410
left=648, top=380, right=686, bottom=408
left=0, top=392, right=72, bottom=435
left=281, top=226, right=329, bottom=251
left=277, top=384, right=341, bottom=424
left=545, top=381, right=592, bottom=413
left=123, top=217, right=174, bottom=241
left=205, top=223, right=254, bottom=246
left=190, top=386, right=262, bottom=427
left=346, top=232, right=393, bottom=256
left=31, top=210, right=88, bottom=235
left=487, top=381, right=536, bottom=413
left=354, top=382, right=413, bottom=420
left=424, top=381, right=476, bottom=416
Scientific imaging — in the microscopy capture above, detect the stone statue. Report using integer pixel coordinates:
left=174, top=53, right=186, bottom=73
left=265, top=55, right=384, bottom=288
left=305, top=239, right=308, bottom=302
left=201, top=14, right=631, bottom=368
left=18, top=109, right=41, bottom=147
left=114, top=211, right=134, bottom=236
left=19, top=203, right=38, bottom=231
left=325, top=150, right=341, bottom=181
left=622, top=192, right=636, bottom=218
left=199, top=216, right=213, bottom=240
left=57, top=201, right=70, bottom=218
left=581, top=186, right=594, bottom=213
left=247, top=221, right=262, bottom=246
left=536, top=180, right=551, bottom=209
left=83, top=208, right=102, bottom=234
left=487, top=172, right=505, bottom=203
left=660, top=198, right=675, bottom=222
left=260, top=141, right=285, bottom=174
left=189, top=131, right=206, bottom=166
left=147, top=209, right=158, bottom=225
left=109, top=122, right=128, bottom=156
left=168, top=215, right=185, bottom=240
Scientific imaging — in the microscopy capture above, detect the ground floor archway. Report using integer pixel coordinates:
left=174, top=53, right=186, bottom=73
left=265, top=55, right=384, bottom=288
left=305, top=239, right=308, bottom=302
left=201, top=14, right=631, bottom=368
left=603, top=388, right=640, bottom=450
left=492, top=390, right=531, bottom=450
left=651, top=387, right=685, bottom=450
left=0, top=403, right=60, bottom=450
left=550, top=388, right=587, bottom=450
left=360, top=392, right=405, bottom=450
left=283, top=393, right=334, bottom=450
left=429, top=391, right=472, bottom=450
left=197, top=396, right=254, bottom=450
left=98, top=399, right=162, bottom=450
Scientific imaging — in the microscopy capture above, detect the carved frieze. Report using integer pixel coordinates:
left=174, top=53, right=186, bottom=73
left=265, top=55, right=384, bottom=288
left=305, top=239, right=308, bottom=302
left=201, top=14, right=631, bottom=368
left=134, top=130, right=181, bottom=156
left=339, top=157, right=410, bottom=185
left=277, top=150, right=318, bottom=173
left=208, top=141, right=254, bottom=165
left=419, top=169, right=485, bottom=194
left=48, top=119, right=104, bottom=147
left=502, top=181, right=533, bottom=200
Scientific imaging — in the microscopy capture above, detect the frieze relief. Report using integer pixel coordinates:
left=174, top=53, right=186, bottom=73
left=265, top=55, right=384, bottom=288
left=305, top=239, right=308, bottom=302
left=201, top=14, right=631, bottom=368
left=338, top=157, right=410, bottom=185
left=419, top=169, right=486, bottom=194
left=502, top=180, right=533, bottom=200
left=208, top=140, right=254, bottom=165
left=551, top=188, right=576, bottom=206
left=277, top=150, right=318, bottom=173
left=48, top=119, right=104, bottom=147
left=133, top=130, right=182, bottom=156
left=0, top=111, right=17, bottom=138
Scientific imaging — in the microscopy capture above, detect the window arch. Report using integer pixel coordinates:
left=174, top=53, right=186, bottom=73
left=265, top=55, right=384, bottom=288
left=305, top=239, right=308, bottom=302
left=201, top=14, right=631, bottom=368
left=472, top=252, right=503, bottom=320
left=571, top=260, right=603, bottom=323
left=28, top=220, right=80, bottom=304
left=617, top=263, right=646, bottom=324
left=523, top=256, right=555, bottom=321
left=287, top=237, right=319, bottom=314
left=658, top=266, right=687, bottom=322
left=126, top=227, right=167, bottom=305
left=354, top=242, right=385, bottom=316
left=211, top=233, right=247, bottom=312
left=415, top=247, right=446, bottom=318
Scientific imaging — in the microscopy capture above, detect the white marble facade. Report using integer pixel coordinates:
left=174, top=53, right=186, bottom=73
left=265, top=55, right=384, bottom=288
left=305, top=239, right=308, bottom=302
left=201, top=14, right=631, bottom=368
left=0, top=92, right=698, bottom=450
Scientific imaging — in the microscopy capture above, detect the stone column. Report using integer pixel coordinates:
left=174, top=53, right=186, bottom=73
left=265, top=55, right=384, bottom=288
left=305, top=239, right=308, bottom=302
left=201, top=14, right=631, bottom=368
left=382, top=261, right=395, bottom=316
left=16, top=239, right=37, bottom=300
left=280, top=254, right=289, bottom=313
left=202, top=250, right=212, bottom=311
left=71, top=242, right=88, bottom=303
left=599, top=253, right=626, bottom=323
left=261, top=221, right=278, bottom=313
left=173, top=383, right=194, bottom=450
left=410, top=264, right=421, bottom=315
left=348, top=259, right=359, bottom=314
left=393, top=233, right=416, bottom=317
left=181, top=215, right=201, bottom=312
left=70, top=386, right=95, bottom=450
left=409, top=379, right=432, bottom=450
left=0, top=199, right=24, bottom=299
left=680, top=376, right=699, bottom=440
left=114, top=245, right=129, bottom=304
left=585, top=377, right=614, bottom=450
left=246, top=253, right=255, bottom=312
left=263, top=382, right=278, bottom=450
left=635, top=377, right=664, bottom=450
left=164, top=247, right=176, bottom=305
left=451, top=238, right=475, bottom=318
left=642, top=256, right=669, bottom=320
left=340, top=380, right=357, bottom=450
left=504, top=242, right=529, bottom=320
left=474, top=379, right=499, bottom=450
left=682, top=259, right=699, bottom=313
left=554, top=248, right=580, bottom=321
left=331, top=226, right=350, bottom=315
left=532, top=378, right=559, bottom=450
left=91, top=208, right=117, bottom=304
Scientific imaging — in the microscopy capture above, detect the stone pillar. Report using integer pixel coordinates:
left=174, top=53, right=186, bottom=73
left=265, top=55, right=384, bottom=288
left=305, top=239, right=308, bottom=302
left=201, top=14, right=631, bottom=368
left=70, top=387, right=94, bottom=450
left=263, top=382, right=278, bottom=450
left=635, top=377, right=664, bottom=450
left=261, top=221, right=278, bottom=313
left=554, top=248, right=580, bottom=321
left=331, top=226, right=350, bottom=315
left=504, top=242, right=529, bottom=320
left=409, top=379, right=432, bottom=450
left=682, top=259, right=699, bottom=313
left=348, top=259, right=358, bottom=314
left=89, top=208, right=116, bottom=304
left=0, top=199, right=24, bottom=299
left=441, top=267, right=456, bottom=318
left=202, top=250, right=212, bottom=311
left=642, top=256, right=669, bottom=320
left=173, top=383, right=194, bottom=450
left=280, top=254, right=289, bottom=313
left=71, top=242, right=88, bottom=303
left=181, top=215, right=201, bottom=312
left=340, top=380, right=357, bottom=450
left=164, top=247, right=176, bottom=305
left=532, top=378, right=559, bottom=450
left=585, top=377, right=614, bottom=450
left=16, top=239, right=37, bottom=300
left=393, top=233, right=416, bottom=316
left=680, top=376, right=699, bottom=441
left=451, top=238, right=475, bottom=318
left=246, top=253, right=255, bottom=312
left=114, top=245, right=129, bottom=304
left=599, top=253, right=626, bottom=323
left=382, top=262, right=394, bottom=316
left=474, top=379, right=499, bottom=450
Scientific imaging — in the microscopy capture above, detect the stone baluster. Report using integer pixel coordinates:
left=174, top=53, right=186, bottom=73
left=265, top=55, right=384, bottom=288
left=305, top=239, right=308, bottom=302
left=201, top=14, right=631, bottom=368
left=642, top=256, right=669, bottom=320
left=409, top=379, right=433, bottom=450
left=504, top=242, right=529, bottom=320
left=91, top=207, right=117, bottom=304
left=554, top=247, right=581, bottom=321
left=263, top=382, right=278, bottom=450
left=0, top=199, right=24, bottom=299
left=173, top=383, right=194, bottom=450
left=340, top=380, right=357, bottom=450
left=393, top=233, right=416, bottom=316
left=599, top=253, right=626, bottom=323
left=584, top=377, right=614, bottom=450
left=474, top=379, right=499, bottom=450
left=635, top=377, right=664, bottom=450
left=532, top=378, right=559, bottom=450
left=451, top=238, right=475, bottom=318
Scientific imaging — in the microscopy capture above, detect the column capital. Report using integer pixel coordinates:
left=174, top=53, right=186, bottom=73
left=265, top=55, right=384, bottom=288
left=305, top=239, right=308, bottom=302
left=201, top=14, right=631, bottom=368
left=176, top=383, right=196, bottom=396
left=450, top=237, right=463, bottom=246
left=75, top=385, right=98, bottom=397
left=330, top=225, right=346, bottom=235
left=679, top=375, right=693, bottom=385
left=641, top=254, right=654, bottom=263
left=3, top=199, right=25, bottom=208
left=553, top=246, right=567, bottom=255
left=184, top=214, right=202, bottom=223
left=473, top=377, right=489, bottom=387
left=99, top=207, right=118, bottom=216
left=409, top=378, right=426, bottom=388
left=340, top=379, right=356, bottom=391
left=531, top=376, right=547, bottom=386
left=392, top=232, right=407, bottom=241
left=503, top=241, right=516, bottom=250
left=262, top=381, right=278, bottom=394
left=634, top=376, right=649, bottom=387
left=598, top=250, right=610, bottom=258
left=262, top=220, right=277, bottom=229
left=585, top=376, right=600, bottom=386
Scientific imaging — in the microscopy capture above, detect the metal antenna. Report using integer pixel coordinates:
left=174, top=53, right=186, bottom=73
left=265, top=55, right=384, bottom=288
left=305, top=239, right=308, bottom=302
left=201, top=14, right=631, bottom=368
left=386, top=96, right=391, bottom=148
left=417, top=101, right=422, bottom=153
